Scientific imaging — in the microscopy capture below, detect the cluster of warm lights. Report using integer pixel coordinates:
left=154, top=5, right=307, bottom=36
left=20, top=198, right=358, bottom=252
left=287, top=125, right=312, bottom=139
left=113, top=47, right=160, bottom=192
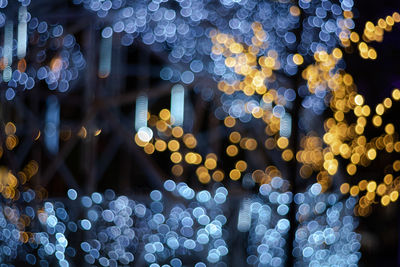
left=133, top=106, right=287, bottom=185
left=340, top=172, right=399, bottom=216
left=211, top=22, right=298, bottom=165
left=300, top=40, right=400, bottom=214
left=0, top=155, right=41, bottom=246
left=134, top=109, right=228, bottom=183
left=212, top=22, right=278, bottom=96
left=0, top=160, right=40, bottom=201
left=295, top=134, right=333, bottom=191
left=341, top=12, right=400, bottom=60
left=4, top=122, right=19, bottom=151
left=333, top=89, right=400, bottom=216
left=265, top=136, right=294, bottom=162
left=250, top=166, right=284, bottom=187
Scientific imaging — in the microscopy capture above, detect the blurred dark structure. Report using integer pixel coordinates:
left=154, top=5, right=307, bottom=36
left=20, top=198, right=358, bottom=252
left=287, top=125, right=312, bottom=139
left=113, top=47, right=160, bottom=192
left=0, top=0, right=399, bottom=266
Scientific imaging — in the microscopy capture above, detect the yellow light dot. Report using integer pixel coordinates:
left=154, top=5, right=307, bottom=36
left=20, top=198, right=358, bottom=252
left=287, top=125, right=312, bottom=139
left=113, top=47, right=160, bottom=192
left=393, top=12, right=400, bottom=22
left=224, top=116, right=236, bottom=128
left=392, top=88, right=400, bottom=100
left=194, top=153, right=202, bottom=165
left=359, top=180, right=368, bottom=191
left=264, top=57, right=275, bottom=68
left=343, top=10, right=353, bottom=19
left=383, top=97, right=392, bottom=108
left=384, top=174, right=393, bottom=185
left=293, top=54, right=304, bottom=65
left=277, top=137, right=289, bottom=149
left=385, top=123, right=395, bottom=135
left=331, top=48, right=342, bottom=59
left=350, top=185, right=359, bottom=196
left=183, top=134, right=197, bottom=149
left=350, top=32, right=359, bottom=43
left=5, top=122, right=16, bottom=135
left=229, top=132, right=241, bottom=143
left=159, top=109, right=171, bottom=121
left=354, top=106, right=362, bottom=117
left=245, top=138, right=258, bottom=150
left=212, top=170, right=224, bottom=182
left=229, top=169, right=241, bottom=180
left=216, top=33, right=228, bottom=44
left=390, top=191, right=399, bottom=202
left=300, top=165, right=313, bottom=178
left=226, top=145, right=239, bottom=157
left=135, top=133, right=148, bottom=147
left=367, top=181, right=377, bottom=192
left=198, top=172, right=211, bottom=184
left=334, top=111, right=344, bottom=121
left=225, top=57, right=236, bottom=68
left=265, top=138, right=275, bottom=150
left=229, top=43, right=243, bottom=54
left=375, top=104, right=384, bottom=115
left=196, top=166, right=207, bottom=175
left=395, top=142, right=400, bottom=152
left=386, top=16, right=395, bottom=26
left=346, top=164, right=357, bottom=175
left=155, top=139, right=167, bottom=152
left=156, top=120, right=168, bottom=132
left=282, top=149, right=293, bottom=161
left=205, top=158, right=217, bottom=170
left=171, top=164, right=183, bottom=177
left=168, top=140, right=180, bottom=151
left=289, top=6, right=300, bottom=16
left=361, top=105, right=371, bottom=116
left=393, top=160, right=400, bottom=172
left=378, top=18, right=387, bottom=28
left=184, top=152, right=196, bottom=164
left=358, top=42, right=368, bottom=52
left=367, top=148, right=377, bottom=160
left=235, top=160, right=247, bottom=172
left=366, top=192, right=375, bottom=201
left=343, top=74, right=353, bottom=86
left=381, top=195, right=390, bottom=206
left=172, top=127, right=184, bottom=138
left=372, top=115, right=382, bottom=127
left=368, top=48, right=377, bottom=60
left=170, top=152, right=182, bottom=163
left=377, top=184, right=387, bottom=196
left=5, top=135, right=18, bottom=150
left=340, top=183, right=350, bottom=194
left=144, top=143, right=155, bottom=154
left=94, top=129, right=102, bottom=136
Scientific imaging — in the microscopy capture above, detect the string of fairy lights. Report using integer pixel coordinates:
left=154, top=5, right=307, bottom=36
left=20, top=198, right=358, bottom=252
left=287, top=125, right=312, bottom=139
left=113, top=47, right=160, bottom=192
left=0, top=0, right=399, bottom=265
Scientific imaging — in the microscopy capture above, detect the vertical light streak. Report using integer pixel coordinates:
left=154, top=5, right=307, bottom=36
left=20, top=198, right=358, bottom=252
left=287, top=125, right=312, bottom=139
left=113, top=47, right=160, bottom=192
left=135, top=94, right=153, bottom=142
left=45, top=96, right=60, bottom=154
left=170, top=84, right=185, bottom=126
left=237, top=198, right=251, bottom=232
left=3, top=21, right=13, bottom=82
left=98, top=33, right=112, bottom=78
left=17, top=6, right=27, bottom=59
left=280, top=113, right=292, bottom=138
left=135, top=95, right=148, bottom=131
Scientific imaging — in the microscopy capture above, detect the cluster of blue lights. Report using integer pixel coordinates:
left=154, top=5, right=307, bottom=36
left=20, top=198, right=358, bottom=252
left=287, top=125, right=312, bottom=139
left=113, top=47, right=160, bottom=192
left=1, top=181, right=229, bottom=266
left=213, top=86, right=297, bottom=123
left=0, top=178, right=361, bottom=266
left=144, top=181, right=229, bottom=266
left=293, top=183, right=361, bottom=266
left=246, top=178, right=292, bottom=266
left=74, top=0, right=354, bottom=129
left=0, top=2, right=85, bottom=101
left=74, top=0, right=353, bottom=75
left=298, top=0, right=354, bottom=56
